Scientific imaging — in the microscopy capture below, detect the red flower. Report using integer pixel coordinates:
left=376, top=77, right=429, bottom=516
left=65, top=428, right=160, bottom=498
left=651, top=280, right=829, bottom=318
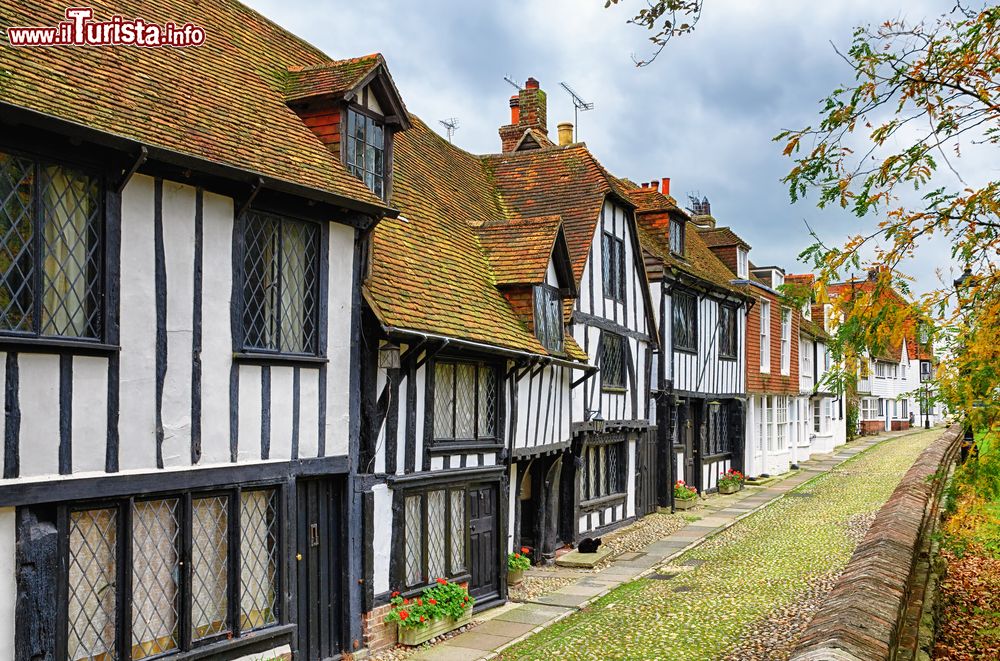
left=521, top=546, right=531, bottom=554
left=391, top=591, right=400, bottom=598
left=514, top=553, right=521, bottom=558
left=429, top=598, right=437, bottom=605
left=436, top=578, right=448, bottom=585
left=403, top=598, right=409, bottom=605
left=399, top=610, right=409, bottom=620
left=420, top=615, right=426, bottom=622
left=417, top=598, right=423, bottom=606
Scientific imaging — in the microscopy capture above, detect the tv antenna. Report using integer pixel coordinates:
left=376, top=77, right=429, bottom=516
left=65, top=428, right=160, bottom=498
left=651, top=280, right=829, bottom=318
left=559, top=82, right=594, bottom=142
left=504, top=75, right=524, bottom=91
left=438, top=117, right=460, bottom=143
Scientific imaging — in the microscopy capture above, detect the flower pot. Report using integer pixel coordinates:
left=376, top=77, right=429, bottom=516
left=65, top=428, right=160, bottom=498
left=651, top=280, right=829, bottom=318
left=397, top=609, right=473, bottom=646
left=719, top=483, right=740, bottom=495
left=508, top=568, right=525, bottom=586
left=674, top=497, right=697, bottom=510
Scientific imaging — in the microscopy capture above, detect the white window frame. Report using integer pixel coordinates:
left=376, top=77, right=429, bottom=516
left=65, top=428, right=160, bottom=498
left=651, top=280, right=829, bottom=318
left=780, top=308, right=791, bottom=375
left=736, top=247, right=749, bottom=279
left=759, top=299, right=771, bottom=373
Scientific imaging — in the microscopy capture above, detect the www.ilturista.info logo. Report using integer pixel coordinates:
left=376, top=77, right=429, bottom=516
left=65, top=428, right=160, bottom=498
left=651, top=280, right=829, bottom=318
left=6, top=7, right=206, bottom=47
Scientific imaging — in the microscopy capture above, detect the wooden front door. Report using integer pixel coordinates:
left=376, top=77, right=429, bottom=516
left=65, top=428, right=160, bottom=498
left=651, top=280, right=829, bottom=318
left=468, top=485, right=500, bottom=603
left=680, top=403, right=699, bottom=489
left=296, top=478, right=343, bottom=661
left=637, top=430, right=659, bottom=517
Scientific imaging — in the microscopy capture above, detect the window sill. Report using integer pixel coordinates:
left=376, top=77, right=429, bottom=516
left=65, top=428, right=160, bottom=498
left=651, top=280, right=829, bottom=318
left=673, top=347, right=697, bottom=356
left=429, top=441, right=504, bottom=454
left=174, top=623, right=294, bottom=660
left=234, top=351, right=328, bottom=367
left=718, top=355, right=737, bottom=362
left=0, top=335, right=119, bottom=356
left=601, top=386, right=627, bottom=394
left=580, top=493, right=626, bottom=511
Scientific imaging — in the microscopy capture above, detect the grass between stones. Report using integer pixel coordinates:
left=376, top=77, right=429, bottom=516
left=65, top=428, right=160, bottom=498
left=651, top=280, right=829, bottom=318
left=496, top=429, right=940, bottom=661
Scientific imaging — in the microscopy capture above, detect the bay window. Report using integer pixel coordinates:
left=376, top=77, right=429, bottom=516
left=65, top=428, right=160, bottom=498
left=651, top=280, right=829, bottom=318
left=581, top=436, right=626, bottom=501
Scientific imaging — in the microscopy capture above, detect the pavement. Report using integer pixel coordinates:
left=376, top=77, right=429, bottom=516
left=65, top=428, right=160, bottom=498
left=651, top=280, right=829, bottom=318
left=407, top=429, right=922, bottom=661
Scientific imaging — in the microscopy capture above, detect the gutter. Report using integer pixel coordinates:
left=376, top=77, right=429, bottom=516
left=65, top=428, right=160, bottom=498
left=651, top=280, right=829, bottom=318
left=381, top=326, right=597, bottom=375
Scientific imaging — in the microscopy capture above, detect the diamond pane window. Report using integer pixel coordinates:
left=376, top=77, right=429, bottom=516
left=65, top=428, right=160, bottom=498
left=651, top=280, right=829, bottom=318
left=673, top=291, right=698, bottom=353
left=449, top=490, right=465, bottom=574
left=601, top=232, right=625, bottom=302
left=192, top=496, right=229, bottom=641
left=404, top=495, right=423, bottom=586
left=583, top=437, right=626, bottom=501
left=0, top=151, right=104, bottom=340
left=533, top=284, right=563, bottom=353
left=719, top=304, right=737, bottom=359
left=241, top=211, right=319, bottom=355
left=601, top=332, right=626, bottom=389
left=68, top=508, right=118, bottom=661
left=345, top=109, right=386, bottom=200
left=240, top=489, right=279, bottom=631
left=434, top=360, right=497, bottom=441
left=427, top=490, right=446, bottom=579
left=132, top=498, right=181, bottom=659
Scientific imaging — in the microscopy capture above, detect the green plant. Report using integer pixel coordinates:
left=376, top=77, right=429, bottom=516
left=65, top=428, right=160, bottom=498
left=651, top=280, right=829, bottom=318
left=846, top=400, right=860, bottom=442
left=718, top=469, right=744, bottom=490
left=383, top=578, right=474, bottom=629
left=674, top=480, right=697, bottom=500
left=508, top=547, right=532, bottom=572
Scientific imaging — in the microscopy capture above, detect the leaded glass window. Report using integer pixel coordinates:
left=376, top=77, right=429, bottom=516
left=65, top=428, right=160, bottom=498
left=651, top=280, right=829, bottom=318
left=0, top=150, right=104, bottom=340
left=581, top=437, right=626, bottom=501
left=601, top=232, right=626, bottom=302
left=533, top=284, right=563, bottom=353
left=433, top=360, right=498, bottom=441
left=346, top=109, right=386, bottom=200
left=60, top=486, right=283, bottom=658
left=68, top=509, right=117, bottom=661
left=241, top=210, right=320, bottom=355
left=673, top=291, right=698, bottom=352
left=601, top=332, right=626, bottom=390
left=669, top=217, right=685, bottom=255
left=400, top=487, right=468, bottom=589
left=719, top=304, right=737, bottom=358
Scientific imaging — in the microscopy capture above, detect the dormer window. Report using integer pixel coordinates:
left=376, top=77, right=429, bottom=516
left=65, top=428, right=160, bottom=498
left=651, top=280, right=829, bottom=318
left=346, top=108, right=386, bottom=200
left=534, top=284, right=563, bottom=353
left=669, top=217, right=685, bottom=256
left=772, top=271, right=784, bottom=289
left=736, top=247, right=748, bottom=278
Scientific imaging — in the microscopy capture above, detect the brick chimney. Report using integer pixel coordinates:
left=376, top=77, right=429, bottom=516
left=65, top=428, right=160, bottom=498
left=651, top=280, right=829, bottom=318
left=499, top=77, right=549, bottom=151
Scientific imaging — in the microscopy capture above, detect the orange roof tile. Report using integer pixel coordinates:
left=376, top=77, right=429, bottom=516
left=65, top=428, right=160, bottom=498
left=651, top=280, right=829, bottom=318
left=477, top=216, right=563, bottom=287
left=1, top=0, right=385, bottom=210
left=284, top=54, right=382, bottom=102
left=699, top=227, right=751, bottom=250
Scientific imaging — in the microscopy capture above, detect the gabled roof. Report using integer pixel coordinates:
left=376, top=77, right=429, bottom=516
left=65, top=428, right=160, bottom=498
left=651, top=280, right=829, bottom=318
left=364, top=117, right=586, bottom=361
left=477, top=216, right=573, bottom=291
left=483, top=144, right=632, bottom=284
left=699, top=227, right=751, bottom=250
left=626, top=185, right=746, bottom=297
left=284, top=55, right=383, bottom=102
left=1, top=0, right=386, bottom=210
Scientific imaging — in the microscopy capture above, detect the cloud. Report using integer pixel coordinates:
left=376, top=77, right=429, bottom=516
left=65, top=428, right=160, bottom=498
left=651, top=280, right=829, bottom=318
left=244, top=0, right=965, bottom=294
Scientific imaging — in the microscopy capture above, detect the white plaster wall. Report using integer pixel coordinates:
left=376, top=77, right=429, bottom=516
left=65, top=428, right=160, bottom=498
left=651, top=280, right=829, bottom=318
left=507, top=464, right=517, bottom=553
left=17, top=353, right=60, bottom=477
left=324, top=223, right=355, bottom=458
left=372, top=483, right=392, bottom=594
left=119, top=175, right=158, bottom=470
left=199, top=190, right=235, bottom=466
left=0, top=508, right=13, bottom=661
left=72, top=356, right=108, bottom=474
left=269, top=366, right=295, bottom=461
left=160, top=181, right=196, bottom=469
left=625, top=438, right=636, bottom=518
left=413, top=365, right=426, bottom=468
left=298, top=369, right=320, bottom=459
left=237, top=365, right=262, bottom=462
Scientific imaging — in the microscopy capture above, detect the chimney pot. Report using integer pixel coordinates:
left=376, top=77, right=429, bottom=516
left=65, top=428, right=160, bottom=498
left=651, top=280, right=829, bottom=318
left=525, top=77, right=540, bottom=90
left=509, top=95, right=520, bottom=124
left=661, top=178, right=671, bottom=196
left=557, top=122, right=573, bottom=146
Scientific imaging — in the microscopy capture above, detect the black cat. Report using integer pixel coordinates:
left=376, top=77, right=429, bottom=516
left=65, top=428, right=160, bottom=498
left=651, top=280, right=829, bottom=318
left=578, top=537, right=602, bottom=553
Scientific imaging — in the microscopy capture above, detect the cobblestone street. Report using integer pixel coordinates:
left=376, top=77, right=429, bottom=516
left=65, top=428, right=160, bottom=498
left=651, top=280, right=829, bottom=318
left=492, top=429, right=939, bottom=661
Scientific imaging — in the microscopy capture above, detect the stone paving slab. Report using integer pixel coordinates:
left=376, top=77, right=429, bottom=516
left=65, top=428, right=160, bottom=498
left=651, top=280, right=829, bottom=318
left=473, top=619, right=536, bottom=638
left=411, top=644, right=485, bottom=660
left=492, top=603, right=572, bottom=625
left=445, top=631, right=514, bottom=652
left=554, top=582, right=611, bottom=597
left=533, top=592, right=592, bottom=608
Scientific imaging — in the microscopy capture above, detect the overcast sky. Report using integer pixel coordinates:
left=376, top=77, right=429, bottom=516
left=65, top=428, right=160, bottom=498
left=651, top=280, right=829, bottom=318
left=244, top=0, right=975, bottom=295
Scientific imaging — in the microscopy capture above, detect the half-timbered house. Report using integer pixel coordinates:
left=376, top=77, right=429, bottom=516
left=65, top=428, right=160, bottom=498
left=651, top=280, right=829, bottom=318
left=629, top=187, right=749, bottom=499
left=0, top=2, right=406, bottom=659
left=484, top=88, right=659, bottom=545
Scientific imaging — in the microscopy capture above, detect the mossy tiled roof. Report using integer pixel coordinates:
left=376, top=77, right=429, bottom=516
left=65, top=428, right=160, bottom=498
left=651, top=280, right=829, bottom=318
left=284, top=54, right=382, bottom=102
left=627, top=185, right=746, bottom=297
left=699, top=226, right=752, bottom=250
left=0, top=0, right=384, bottom=209
left=477, top=216, right=563, bottom=286
left=366, top=117, right=586, bottom=361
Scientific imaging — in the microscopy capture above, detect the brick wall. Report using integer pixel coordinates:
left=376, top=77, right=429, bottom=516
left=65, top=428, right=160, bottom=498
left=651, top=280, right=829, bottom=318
left=746, top=289, right=799, bottom=395
left=709, top=245, right=739, bottom=276
left=501, top=286, right=535, bottom=333
left=293, top=105, right=342, bottom=154
left=362, top=603, right=398, bottom=654
left=790, top=425, right=962, bottom=661
left=860, top=420, right=884, bottom=435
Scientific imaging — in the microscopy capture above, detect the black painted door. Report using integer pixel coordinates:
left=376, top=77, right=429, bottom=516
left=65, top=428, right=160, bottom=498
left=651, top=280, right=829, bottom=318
left=468, top=485, right=500, bottom=603
left=637, top=430, right=659, bottom=517
left=296, top=478, right=343, bottom=661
